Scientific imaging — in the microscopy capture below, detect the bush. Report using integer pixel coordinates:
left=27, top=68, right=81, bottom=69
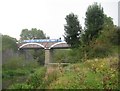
left=7, top=67, right=46, bottom=89
left=2, top=55, right=40, bottom=89
left=26, top=67, right=46, bottom=89
left=3, top=55, right=39, bottom=70
left=3, top=56, right=26, bottom=70
left=53, top=49, right=71, bottom=63
left=2, top=69, right=31, bottom=79
left=45, top=69, right=61, bottom=88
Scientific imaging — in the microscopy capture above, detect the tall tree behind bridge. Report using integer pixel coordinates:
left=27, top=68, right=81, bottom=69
left=64, top=13, right=82, bottom=48
left=20, top=28, right=46, bottom=40
left=83, top=2, right=104, bottom=45
left=20, top=28, right=47, bottom=65
left=80, top=3, right=104, bottom=60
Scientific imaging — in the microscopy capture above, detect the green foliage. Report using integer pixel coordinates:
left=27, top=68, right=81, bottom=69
left=79, top=14, right=118, bottom=60
left=2, top=55, right=39, bottom=70
left=2, top=55, right=40, bottom=89
left=2, top=35, right=17, bottom=51
left=66, top=48, right=84, bottom=63
left=84, top=57, right=119, bottom=89
left=53, top=49, right=84, bottom=63
left=3, top=62, right=39, bottom=80
left=110, top=26, right=120, bottom=45
left=7, top=67, right=46, bottom=89
left=89, top=45, right=111, bottom=58
left=26, top=67, right=46, bottom=89
left=62, top=3, right=118, bottom=61
left=100, top=15, right=115, bottom=44
left=2, top=55, right=39, bottom=79
left=5, top=57, right=119, bottom=89
left=49, top=63, right=98, bottom=89
left=49, top=57, right=119, bottom=89
left=83, top=2, right=104, bottom=45
left=64, top=13, right=82, bottom=48
left=32, top=49, right=45, bottom=65
left=53, top=49, right=70, bottom=63
left=37, top=70, right=59, bottom=89
left=86, top=15, right=117, bottom=59
left=20, top=28, right=46, bottom=40
left=2, top=69, right=30, bottom=79
left=3, top=55, right=24, bottom=70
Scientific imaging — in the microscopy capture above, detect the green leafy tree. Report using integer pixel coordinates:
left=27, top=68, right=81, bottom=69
left=64, top=13, right=82, bottom=48
left=20, top=28, right=47, bottom=65
left=83, top=2, right=104, bottom=45
left=80, top=3, right=104, bottom=60
left=20, top=29, right=29, bottom=40
left=20, top=28, right=46, bottom=40
left=2, top=35, right=17, bottom=52
left=85, top=15, right=117, bottom=58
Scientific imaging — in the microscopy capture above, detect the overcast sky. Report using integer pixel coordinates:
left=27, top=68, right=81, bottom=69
left=0, top=0, right=119, bottom=40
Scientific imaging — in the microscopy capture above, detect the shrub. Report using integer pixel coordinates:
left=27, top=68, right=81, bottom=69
left=3, top=56, right=25, bottom=70
left=2, top=55, right=40, bottom=89
left=3, top=55, right=39, bottom=70
left=26, top=67, right=46, bottom=89
left=53, top=49, right=70, bottom=63
left=7, top=67, right=46, bottom=89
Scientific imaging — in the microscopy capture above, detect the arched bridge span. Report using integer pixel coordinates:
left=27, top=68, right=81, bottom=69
left=18, top=41, right=69, bottom=50
left=18, top=39, right=70, bottom=66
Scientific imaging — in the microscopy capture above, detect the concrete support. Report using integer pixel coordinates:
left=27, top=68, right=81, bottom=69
left=45, top=49, right=53, bottom=66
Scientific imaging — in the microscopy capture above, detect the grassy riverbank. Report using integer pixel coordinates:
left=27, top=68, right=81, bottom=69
left=3, top=56, right=119, bottom=90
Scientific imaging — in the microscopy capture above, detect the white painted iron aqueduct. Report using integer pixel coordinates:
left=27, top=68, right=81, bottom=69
left=18, top=39, right=70, bottom=66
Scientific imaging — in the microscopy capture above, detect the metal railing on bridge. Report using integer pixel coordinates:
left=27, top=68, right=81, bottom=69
left=22, top=39, right=62, bottom=43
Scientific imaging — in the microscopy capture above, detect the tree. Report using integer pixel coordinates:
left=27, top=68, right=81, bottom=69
left=83, top=2, right=104, bottom=45
left=20, top=28, right=47, bottom=65
left=2, top=35, right=18, bottom=63
left=84, top=14, right=117, bottom=58
left=2, top=35, right=17, bottom=52
left=20, top=29, right=29, bottom=40
left=20, top=28, right=46, bottom=40
left=80, top=3, right=104, bottom=60
left=64, top=13, right=82, bottom=48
